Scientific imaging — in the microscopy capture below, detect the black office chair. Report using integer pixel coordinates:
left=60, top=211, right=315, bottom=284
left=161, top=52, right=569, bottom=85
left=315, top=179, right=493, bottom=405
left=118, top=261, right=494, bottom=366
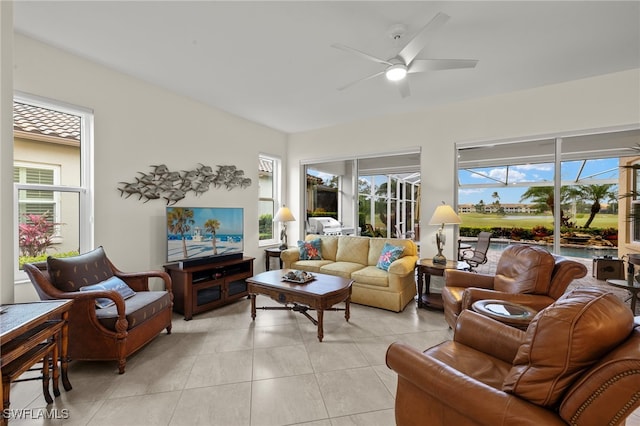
left=459, top=231, right=492, bottom=271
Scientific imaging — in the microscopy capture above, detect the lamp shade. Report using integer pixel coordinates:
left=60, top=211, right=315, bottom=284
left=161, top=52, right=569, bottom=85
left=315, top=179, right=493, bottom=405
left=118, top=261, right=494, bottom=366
left=274, top=206, right=296, bottom=222
left=428, top=203, right=461, bottom=225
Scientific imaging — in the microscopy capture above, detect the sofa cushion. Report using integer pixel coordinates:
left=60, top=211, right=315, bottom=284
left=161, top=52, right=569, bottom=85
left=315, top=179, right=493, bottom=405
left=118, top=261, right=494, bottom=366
left=47, top=246, right=114, bottom=292
left=320, top=262, right=364, bottom=279
left=79, top=276, right=136, bottom=308
left=306, top=234, right=338, bottom=261
left=298, top=238, right=322, bottom=260
left=335, top=236, right=369, bottom=265
left=95, top=291, right=172, bottom=331
left=290, top=260, right=333, bottom=273
left=493, top=245, right=554, bottom=294
left=351, top=266, right=389, bottom=287
left=502, top=287, right=634, bottom=408
left=376, top=242, right=405, bottom=271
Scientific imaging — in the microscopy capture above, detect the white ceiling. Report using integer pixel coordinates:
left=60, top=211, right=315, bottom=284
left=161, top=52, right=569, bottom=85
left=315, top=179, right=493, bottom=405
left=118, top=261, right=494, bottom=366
left=13, top=1, right=640, bottom=134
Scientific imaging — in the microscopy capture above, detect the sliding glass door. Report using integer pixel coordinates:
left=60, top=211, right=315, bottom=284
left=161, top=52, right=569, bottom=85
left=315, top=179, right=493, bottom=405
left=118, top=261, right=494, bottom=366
left=302, top=150, right=420, bottom=238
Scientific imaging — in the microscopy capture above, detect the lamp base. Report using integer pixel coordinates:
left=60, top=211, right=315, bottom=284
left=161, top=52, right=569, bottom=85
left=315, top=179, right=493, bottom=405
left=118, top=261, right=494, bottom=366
left=279, top=243, right=288, bottom=250
left=433, top=254, right=447, bottom=265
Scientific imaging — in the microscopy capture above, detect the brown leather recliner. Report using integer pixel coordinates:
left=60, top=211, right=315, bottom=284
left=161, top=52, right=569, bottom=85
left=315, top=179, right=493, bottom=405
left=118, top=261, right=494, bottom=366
left=24, top=246, right=173, bottom=374
left=386, top=287, right=640, bottom=426
left=442, top=244, right=587, bottom=328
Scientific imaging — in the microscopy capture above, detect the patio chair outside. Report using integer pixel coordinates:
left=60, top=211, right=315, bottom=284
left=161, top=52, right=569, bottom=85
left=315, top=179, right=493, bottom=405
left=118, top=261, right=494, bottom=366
left=460, top=231, right=492, bottom=271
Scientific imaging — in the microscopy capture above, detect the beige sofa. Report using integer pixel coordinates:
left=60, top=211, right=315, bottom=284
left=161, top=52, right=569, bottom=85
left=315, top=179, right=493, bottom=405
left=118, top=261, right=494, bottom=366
left=281, top=235, right=418, bottom=312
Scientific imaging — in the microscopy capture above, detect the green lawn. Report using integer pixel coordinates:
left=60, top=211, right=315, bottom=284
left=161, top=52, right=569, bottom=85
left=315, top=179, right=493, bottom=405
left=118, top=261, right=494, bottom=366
left=459, top=213, right=618, bottom=230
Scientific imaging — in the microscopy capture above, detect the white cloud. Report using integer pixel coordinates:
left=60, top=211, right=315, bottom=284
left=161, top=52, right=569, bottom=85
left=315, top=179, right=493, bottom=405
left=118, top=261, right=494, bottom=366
left=513, top=164, right=553, bottom=171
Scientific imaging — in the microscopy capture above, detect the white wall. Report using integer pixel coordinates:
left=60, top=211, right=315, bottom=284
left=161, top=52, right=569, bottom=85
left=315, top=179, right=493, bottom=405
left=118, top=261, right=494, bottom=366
left=288, top=69, right=640, bottom=261
left=11, top=34, right=288, bottom=301
left=1, top=1, right=15, bottom=303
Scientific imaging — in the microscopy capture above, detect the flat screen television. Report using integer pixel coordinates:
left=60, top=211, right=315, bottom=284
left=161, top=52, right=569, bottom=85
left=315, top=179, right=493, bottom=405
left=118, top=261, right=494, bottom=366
left=166, top=207, right=244, bottom=264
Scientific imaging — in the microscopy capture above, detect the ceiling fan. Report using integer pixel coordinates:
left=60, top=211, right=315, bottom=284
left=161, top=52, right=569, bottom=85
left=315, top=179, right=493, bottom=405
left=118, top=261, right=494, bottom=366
left=332, top=12, right=478, bottom=98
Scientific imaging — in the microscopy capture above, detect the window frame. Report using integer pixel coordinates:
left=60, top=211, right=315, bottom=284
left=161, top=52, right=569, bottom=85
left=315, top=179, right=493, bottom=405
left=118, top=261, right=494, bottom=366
left=258, top=153, right=282, bottom=247
left=13, top=92, right=94, bottom=282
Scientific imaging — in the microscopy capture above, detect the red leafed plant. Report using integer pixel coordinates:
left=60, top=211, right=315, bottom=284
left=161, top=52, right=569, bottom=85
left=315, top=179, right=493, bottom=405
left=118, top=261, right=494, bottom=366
left=18, top=212, right=62, bottom=257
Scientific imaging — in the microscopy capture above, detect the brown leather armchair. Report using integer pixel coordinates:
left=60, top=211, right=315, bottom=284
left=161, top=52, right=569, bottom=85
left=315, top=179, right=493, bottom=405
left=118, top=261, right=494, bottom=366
left=442, top=244, right=587, bottom=328
left=24, top=246, right=173, bottom=374
left=386, top=288, right=640, bottom=426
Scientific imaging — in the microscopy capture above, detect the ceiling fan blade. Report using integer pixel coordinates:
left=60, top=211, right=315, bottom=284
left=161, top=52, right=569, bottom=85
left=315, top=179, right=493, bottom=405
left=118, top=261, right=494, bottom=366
left=395, top=78, right=410, bottom=98
left=408, top=59, right=478, bottom=73
left=337, top=70, right=385, bottom=91
left=398, top=12, right=450, bottom=65
left=332, top=43, right=393, bottom=66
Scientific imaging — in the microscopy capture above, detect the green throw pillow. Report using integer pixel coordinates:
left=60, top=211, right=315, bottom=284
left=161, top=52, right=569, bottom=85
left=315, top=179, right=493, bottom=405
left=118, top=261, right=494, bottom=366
left=377, top=242, right=404, bottom=271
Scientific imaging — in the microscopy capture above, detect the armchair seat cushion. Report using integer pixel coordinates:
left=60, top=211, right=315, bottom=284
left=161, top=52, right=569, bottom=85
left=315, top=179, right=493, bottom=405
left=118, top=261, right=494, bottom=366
left=94, top=291, right=172, bottom=331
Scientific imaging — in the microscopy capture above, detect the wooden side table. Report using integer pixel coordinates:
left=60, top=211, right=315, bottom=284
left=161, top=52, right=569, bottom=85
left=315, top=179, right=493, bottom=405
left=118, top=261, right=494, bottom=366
left=416, top=259, right=470, bottom=310
left=265, top=247, right=284, bottom=271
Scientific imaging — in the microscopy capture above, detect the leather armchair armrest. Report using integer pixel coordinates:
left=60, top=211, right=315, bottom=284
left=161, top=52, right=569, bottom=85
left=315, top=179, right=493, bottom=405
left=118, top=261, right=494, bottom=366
left=386, top=342, right=566, bottom=426
left=453, top=310, right=524, bottom=363
left=461, top=288, right=555, bottom=312
left=444, top=269, right=495, bottom=289
left=388, top=256, right=418, bottom=276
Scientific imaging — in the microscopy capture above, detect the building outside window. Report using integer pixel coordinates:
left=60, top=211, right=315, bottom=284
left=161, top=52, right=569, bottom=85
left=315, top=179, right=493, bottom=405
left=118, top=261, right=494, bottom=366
left=13, top=94, right=93, bottom=277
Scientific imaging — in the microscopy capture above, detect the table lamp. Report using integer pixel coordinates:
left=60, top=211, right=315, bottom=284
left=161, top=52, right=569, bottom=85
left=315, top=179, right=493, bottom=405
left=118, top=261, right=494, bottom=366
left=274, top=205, right=296, bottom=250
left=428, top=202, right=462, bottom=265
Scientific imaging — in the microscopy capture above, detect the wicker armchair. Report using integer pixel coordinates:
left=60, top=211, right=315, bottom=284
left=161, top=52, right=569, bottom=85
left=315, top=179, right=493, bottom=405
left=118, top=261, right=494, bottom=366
left=24, top=246, right=173, bottom=374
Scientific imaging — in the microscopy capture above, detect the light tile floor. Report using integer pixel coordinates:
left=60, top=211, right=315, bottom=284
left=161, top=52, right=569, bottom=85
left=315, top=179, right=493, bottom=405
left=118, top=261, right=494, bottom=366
left=6, top=251, right=640, bottom=425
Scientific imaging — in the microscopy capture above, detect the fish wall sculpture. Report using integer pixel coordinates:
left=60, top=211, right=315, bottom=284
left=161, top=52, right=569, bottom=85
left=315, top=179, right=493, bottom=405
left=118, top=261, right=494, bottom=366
left=117, top=164, right=251, bottom=205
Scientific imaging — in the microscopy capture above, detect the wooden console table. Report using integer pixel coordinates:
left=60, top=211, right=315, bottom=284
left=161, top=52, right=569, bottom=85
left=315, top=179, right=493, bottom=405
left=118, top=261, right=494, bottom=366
left=0, top=300, right=72, bottom=423
left=165, top=257, right=254, bottom=320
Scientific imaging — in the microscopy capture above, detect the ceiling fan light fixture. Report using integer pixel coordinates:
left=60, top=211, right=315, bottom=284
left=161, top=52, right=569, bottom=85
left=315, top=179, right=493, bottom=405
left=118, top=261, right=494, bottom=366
left=385, top=64, right=407, bottom=81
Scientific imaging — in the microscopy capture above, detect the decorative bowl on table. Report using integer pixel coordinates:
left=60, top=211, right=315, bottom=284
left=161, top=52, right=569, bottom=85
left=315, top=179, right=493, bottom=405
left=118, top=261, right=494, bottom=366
left=282, top=270, right=315, bottom=284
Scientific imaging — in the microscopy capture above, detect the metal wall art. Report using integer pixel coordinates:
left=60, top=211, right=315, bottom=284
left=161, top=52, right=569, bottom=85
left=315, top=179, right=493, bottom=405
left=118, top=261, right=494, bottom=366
left=118, top=164, right=251, bottom=205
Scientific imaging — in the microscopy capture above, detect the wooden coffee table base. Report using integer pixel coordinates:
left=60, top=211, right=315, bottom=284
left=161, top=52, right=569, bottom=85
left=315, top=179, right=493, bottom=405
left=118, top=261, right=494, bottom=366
left=247, top=269, right=353, bottom=342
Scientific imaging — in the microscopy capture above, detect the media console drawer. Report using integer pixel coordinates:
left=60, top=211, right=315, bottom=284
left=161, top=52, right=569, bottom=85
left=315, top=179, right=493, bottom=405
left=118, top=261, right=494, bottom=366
left=165, top=256, right=254, bottom=320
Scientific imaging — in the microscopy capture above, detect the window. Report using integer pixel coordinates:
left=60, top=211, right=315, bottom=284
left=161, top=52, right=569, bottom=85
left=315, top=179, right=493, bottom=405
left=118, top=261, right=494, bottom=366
left=258, top=154, right=281, bottom=246
left=13, top=93, right=93, bottom=277
left=457, top=128, right=639, bottom=256
left=14, top=163, right=58, bottom=218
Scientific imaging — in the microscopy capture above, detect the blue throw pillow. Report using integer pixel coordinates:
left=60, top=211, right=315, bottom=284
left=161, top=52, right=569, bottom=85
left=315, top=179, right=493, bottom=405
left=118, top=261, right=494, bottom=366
left=376, top=242, right=405, bottom=271
left=298, top=238, right=322, bottom=260
left=79, top=276, right=136, bottom=309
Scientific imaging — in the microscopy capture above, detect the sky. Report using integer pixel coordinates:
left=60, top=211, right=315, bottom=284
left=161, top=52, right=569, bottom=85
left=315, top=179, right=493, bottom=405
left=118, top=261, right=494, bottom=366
left=458, top=158, right=619, bottom=204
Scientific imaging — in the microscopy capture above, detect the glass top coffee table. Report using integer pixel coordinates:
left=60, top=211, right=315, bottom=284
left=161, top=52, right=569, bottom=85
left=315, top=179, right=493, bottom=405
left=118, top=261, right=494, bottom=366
left=472, top=299, right=538, bottom=329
